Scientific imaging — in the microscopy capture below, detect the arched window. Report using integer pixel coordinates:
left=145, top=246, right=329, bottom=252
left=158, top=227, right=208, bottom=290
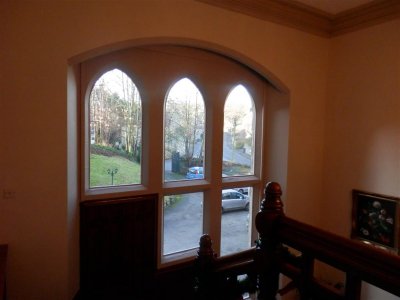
left=164, top=78, right=205, bottom=182
left=80, top=45, right=281, bottom=265
left=163, top=78, right=205, bottom=255
left=88, top=69, right=142, bottom=188
left=223, top=84, right=255, bottom=177
left=221, top=85, right=255, bottom=255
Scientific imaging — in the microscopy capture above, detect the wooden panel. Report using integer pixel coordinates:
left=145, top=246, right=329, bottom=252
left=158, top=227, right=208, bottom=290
left=80, top=194, right=158, bottom=299
left=0, top=245, right=7, bottom=300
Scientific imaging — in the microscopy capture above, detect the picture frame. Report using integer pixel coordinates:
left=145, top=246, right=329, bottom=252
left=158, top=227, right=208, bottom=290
left=352, top=189, right=400, bottom=253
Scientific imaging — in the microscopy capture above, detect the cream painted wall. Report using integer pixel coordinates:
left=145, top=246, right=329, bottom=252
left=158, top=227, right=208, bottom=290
left=1, top=0, right=330, bottom=299
left=324, top=19, right=400, bottom=236
left=323, top=20, right=400, bottom=300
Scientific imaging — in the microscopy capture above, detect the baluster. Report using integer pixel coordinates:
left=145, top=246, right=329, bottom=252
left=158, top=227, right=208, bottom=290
left=345, top=271, right=361, bottom=300
left=255, top=182, right=284, bottom=300
left=194, top=234, right=217, bottom=299
left=298, top=254, right=314, bottom=300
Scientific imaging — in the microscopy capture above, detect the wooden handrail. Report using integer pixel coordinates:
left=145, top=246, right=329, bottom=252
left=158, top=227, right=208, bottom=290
left=193, top=182, right=400, bottom=299
left=279, top=217, right=400, bottom=296
left=256, top=182, right=400, bottom=299
left=0, top=244, right=8, bottom=300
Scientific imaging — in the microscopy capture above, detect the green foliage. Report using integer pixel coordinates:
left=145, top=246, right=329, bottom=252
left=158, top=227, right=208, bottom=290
left=234, top=141, right=245, bottom=149
left=164, top=194, right=182, bottom=208
left=91, top=144, right=140, bottom=163
left=90, top=154, right=140, bottom=187
left=90, top=71, right=142, bottom=162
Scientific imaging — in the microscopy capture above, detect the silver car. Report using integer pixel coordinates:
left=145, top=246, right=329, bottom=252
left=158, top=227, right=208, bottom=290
left=233, top=187, right=249, bottom=195
left=222, top=189, right=249, bottom=212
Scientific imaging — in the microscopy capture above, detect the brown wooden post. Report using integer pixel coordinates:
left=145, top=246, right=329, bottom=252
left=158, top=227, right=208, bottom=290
left=194, top=234, right=217, bottom=299
left=255, top=182, right=284, bottom=300
left=345, top=271, right=361, bottom=300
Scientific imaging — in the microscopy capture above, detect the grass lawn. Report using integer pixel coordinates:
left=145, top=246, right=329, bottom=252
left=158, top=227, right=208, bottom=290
left=222, top=163, right=251, bottom=176
left=90, top=154, right=141, bottom=187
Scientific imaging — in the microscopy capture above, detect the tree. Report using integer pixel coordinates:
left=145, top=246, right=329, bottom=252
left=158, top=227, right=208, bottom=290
left=89, top=70, right=142, bottom=162
left=118, top=71, right=142, bottom=161
left=165, top=80, right=205, bottom=167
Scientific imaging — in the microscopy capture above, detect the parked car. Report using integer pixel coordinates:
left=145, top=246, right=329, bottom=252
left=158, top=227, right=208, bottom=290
left=222, top=189, right=249, bottom=212
left=186, top=166, right=204, bottom=179
left=233, top=187, right=249, bottom=195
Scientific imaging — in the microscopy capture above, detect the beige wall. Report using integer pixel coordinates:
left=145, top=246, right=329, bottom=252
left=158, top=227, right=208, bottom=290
left=322, top=19, right=400, bottom=300
left=323, top=19, right=400, bottom=236
left=1, top=1, right=398, bottom=299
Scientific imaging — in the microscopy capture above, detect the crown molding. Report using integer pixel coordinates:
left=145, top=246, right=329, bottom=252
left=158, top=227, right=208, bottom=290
left=196, top=0, right=400, bottom=37
left=331, top=0, right=400, bottom=36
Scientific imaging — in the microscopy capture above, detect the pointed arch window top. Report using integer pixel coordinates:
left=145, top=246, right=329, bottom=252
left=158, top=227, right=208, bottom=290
left=223, top=84, right=255, bottom=177
left=92, top=69, right=141, bottom=101
left=89, top=68, right=142, bottom=188
left=167, top=78, right=203, bottom=103
left=164, top=78, right=205, bottom=182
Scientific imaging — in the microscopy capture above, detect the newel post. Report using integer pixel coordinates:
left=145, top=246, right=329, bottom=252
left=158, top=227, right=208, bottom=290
left=255, top=182, right=284, bottom=300
left=194, top=234, right=217, bottom=299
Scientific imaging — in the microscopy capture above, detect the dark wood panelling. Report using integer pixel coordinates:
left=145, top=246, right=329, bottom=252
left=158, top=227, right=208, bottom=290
left=80, top=195, right=158, bottom=299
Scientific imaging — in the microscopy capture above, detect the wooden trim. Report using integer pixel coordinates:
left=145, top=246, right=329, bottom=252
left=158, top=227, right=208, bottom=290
left=196, top=0, right=400, bottom=37
left=278, top=216, right=400, bottom=296
left=256, top=182, right=400, bottom=299
left=196, top=0, right=332, bottom=37
left=331, top=0, right=400, bottom=36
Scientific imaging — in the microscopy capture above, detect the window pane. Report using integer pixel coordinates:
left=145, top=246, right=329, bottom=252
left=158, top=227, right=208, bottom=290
left=89, top=69, right=142, bottom=188
left=163, top=192, right=203, bottom=255
left=221, top=187, right=251, bottom=256
left=164, top=78, right=205, bottom=182
left=223, top=85, right=254, bottom=176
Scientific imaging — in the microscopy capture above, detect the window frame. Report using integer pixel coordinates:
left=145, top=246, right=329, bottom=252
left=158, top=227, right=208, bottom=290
left=79, top=45, right=268, bottom=267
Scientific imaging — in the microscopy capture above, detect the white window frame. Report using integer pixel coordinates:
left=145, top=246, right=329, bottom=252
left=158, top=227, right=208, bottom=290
left=79, top=45, right=270, bottom=268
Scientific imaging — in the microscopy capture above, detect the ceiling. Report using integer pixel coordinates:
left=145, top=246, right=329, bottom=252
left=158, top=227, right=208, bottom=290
left=294, top=0, right=376, bottom=14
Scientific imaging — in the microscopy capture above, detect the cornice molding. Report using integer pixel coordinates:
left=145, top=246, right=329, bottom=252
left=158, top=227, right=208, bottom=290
left=196, top=0, right=400, bottom=37
left=331, top=0, right=400, bottom=36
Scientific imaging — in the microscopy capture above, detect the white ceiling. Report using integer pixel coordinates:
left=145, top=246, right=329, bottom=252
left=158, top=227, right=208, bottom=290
left=294, top=0, right=375, bottom=14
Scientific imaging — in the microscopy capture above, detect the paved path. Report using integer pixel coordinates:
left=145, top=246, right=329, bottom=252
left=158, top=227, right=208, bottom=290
left=163, top=193, right=249, bottom=255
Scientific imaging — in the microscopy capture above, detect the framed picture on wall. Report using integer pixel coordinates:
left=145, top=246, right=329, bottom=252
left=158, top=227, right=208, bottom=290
left=352, top=189, right=400, bottom=253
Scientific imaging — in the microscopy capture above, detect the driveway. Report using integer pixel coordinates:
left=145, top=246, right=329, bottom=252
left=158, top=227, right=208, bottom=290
left=163, top=193, right=250, bottom=256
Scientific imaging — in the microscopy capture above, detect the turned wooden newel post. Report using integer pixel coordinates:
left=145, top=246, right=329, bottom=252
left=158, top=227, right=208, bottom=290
left=255, top=182, right=284, bottom=300
left=194, top=234, right=217, bottom=299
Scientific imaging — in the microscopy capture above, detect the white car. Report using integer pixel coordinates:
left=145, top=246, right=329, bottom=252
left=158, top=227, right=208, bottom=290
left=222, top=189, right=249, bottom=212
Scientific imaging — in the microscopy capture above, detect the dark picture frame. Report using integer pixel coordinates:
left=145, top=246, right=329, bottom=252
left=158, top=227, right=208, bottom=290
left=352, top=189, right=400, bottom=253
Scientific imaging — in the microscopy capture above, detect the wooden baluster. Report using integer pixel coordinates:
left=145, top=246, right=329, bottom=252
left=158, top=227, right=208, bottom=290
left=255, top=182, right=284, bottom=300
left=345, top=271, right=361, bottom=300
left=298, top=254, right=314, bottom=300
left=194, top=234, right=217, bottom=299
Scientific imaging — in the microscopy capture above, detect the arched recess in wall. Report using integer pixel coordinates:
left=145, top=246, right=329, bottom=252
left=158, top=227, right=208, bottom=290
left=68, top=36, right=290, bottom=188
left=66, top=38, right=290, bottom=295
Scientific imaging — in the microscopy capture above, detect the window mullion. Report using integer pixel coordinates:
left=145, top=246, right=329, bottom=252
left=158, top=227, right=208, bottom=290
left=203, top=90, right=225, bottom=255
